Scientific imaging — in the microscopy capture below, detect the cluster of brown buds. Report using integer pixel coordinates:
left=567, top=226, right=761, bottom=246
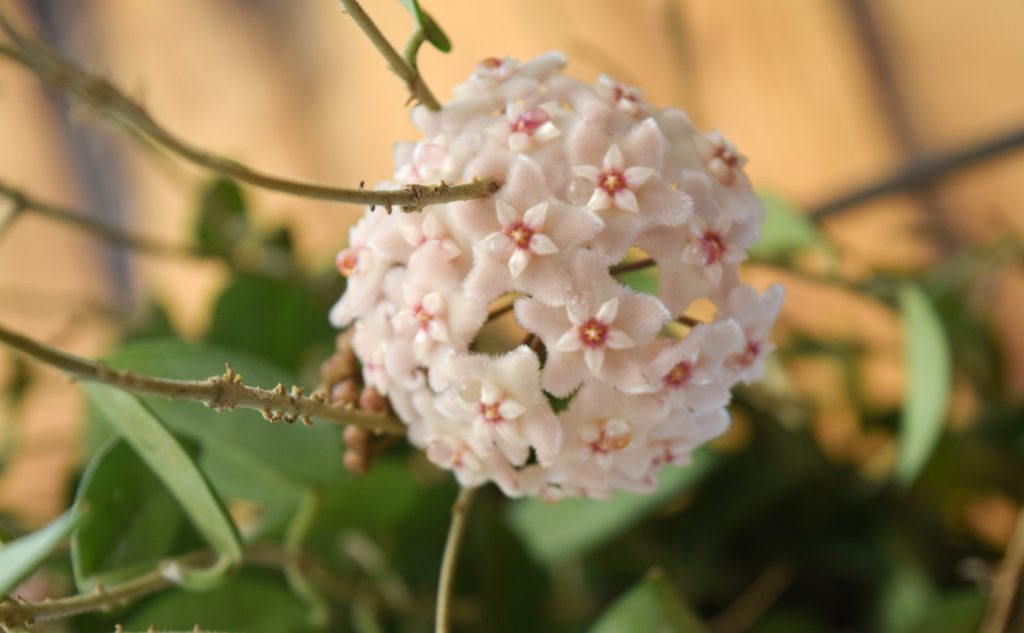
left=320, top=332, right=391, bottom=474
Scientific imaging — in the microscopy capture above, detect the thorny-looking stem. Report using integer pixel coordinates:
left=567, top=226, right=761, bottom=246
left=0, top=322, right=406, bottom=435
left=336, top=0, right=441, bottom=110
left=435, top=486, right=477, bottom=633
left=0, top=15, right=498, bottom=212
left=0, top=545, right=358, bottom=630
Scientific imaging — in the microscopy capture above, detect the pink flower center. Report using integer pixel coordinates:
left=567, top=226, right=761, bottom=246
left=664, top=361, right=693, bottom=389
left=503, top=221, right=535, bottom=250
left=482, top=57, right=503, bottom=69
left=336, top=249, right=361, bottom=277
left=699, top=231, right=726, bottom=265
left=577, top=317, right=609, bottom=348
left=613, top=86, right=639, bottom=104
left=413, top=304, right=435, bottom=330
left=733, top=340, right=761, bottom=368
left=713, top=144, right=740, bottom=168
left=479, top=402, right=504, bottom=424
left=598, top=169, right=627, bottom=195
left=588, top=428, right=632, bottom=455
left=511, top=107, right=551, bottom=134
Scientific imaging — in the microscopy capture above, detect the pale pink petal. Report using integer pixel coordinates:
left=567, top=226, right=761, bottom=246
left=587, top=188, right=612, bottom=211
left=529, top=233, right=559, bottom=255
left=603, top=144, right=624, bottom=170
left=583, top=347, right=605, bottom=374
left=482, top=231, right=511, bottom=253
left=614, top=189, right=640, bottom=213
left=554, top=329, right=581, bottom=352
left=508, top=248, right=530, bottom=278
left=624, top=166, right=655, bottom=188
left=523, top=202, right=548, bottom=228
left=496, top=199, right=519, bottom=226
left=499, top=399, right=526, bottom=420
left=596, top=297, right=620, bottom=323
left=606, top=328, right=635, bottom=349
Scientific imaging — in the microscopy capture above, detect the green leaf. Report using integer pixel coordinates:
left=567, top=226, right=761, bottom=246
left=195, top=177, right=248, bottom=257
left=588, top=569, right=709, bottom=633
left=0, top=507, right=85, bottom=596
left=71, top=439, right=186, bottom=589
left=895, top=285, right=952, bottom=485
left=750, top=193, right=825, bottom=259
left=0, top=523, right=12, bottom=544
left=99, top=339, right=346, bottom=486
left=125, top=572, right=312, bottom=633
left=208, top=274, right=334, bottom=372
left=909, top=591, right=986, bottom=633
left=399, top=0, right=452, bottom=52
left=508, top=452, right=716, bottom=563
left=85, top=384, right=242, bottom=581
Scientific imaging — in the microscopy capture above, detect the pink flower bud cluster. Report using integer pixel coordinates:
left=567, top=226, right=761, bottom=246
left=330, top=53, right=783, bottom=500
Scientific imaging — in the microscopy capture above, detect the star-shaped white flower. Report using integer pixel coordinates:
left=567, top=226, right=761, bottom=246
left=697, top=130, right=748, bottom=186
left=480, top=200, right=559, bottom=278
left=573, top=144, right=654, bottom=213
left=553, top=297, right=635, bottom=375
left=488, top=102, right=561, bottom=152
left=392, top=289, right=450, bottom=361
left=596, top=74, right=645, bottom=116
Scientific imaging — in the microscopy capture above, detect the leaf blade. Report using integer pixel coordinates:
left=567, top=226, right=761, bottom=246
left=895, top=284, right=952, bottom=485
left=588, top=569, right=709, bottom=633
left=398, top=0, right=452, bottom=52
left=508, top=452, right=716, bottom=563
left=84, top=384, right=243, bottom=575
left=0, top=507, right=85, bottom=596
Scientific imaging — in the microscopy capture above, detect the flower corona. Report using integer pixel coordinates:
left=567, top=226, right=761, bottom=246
left=330, top=53, right=783, bottom=499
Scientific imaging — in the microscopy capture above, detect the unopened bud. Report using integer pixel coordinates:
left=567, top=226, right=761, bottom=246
left=359, top=388, right=388, bottom=413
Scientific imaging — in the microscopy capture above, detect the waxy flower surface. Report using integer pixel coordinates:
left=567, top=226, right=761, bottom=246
left=331, top=53, right=784, bottom=499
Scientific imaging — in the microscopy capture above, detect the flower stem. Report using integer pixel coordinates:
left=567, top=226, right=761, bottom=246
left=0, top=321, right=406, bottom=435
left=336, top=0, right=440, bottom=110
left=0, top=14, right=495, bottom=211
left=435, top=486, right=477, bottom=633
left=404, top=28, right=427, bottom=71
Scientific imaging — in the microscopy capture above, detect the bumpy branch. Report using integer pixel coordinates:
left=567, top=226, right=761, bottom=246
left=0, top=15, right=497, bottom=212
left=0, top=322, right=406, bottom=435
left=0, top=545, right=357, bottom=629
left=336, top=0, right=441, bottom=110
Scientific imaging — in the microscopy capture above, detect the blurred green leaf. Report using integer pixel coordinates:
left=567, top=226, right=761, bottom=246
left=751, top=194, right=825, bottom=259
left=588, top=569, right=709, bottom=633
left=0, top=507, right=84, bottom=596
left=196, top=177, right=248, bottom=258
left=876, top=534, right=934, bottom=633
left=71, top=439, right=185, bottom=589
left=208, top=274, right=333, bottom=372
left=125, top=572, right=311, bottom=633
left=508, top=451, right=716, bottom=563
left=895, top=284, right=952, bottom=485
left=399, top=0, right=452, bottom=52
left=0, top=523, right=12, bottom=543
left=85, top=384, right=242, bottom=581
left=100, top=339, right=346, bottom=486
left=909, top=590, right=986, bottom=633
left=618, top=266, right=659, bottom=296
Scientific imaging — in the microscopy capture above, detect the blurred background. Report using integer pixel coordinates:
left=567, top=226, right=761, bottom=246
left=0, top=1, right=1022, bottom=632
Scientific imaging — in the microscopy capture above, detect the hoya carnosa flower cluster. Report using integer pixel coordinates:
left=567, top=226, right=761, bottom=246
left=330, top=53, right=783, bottom=500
